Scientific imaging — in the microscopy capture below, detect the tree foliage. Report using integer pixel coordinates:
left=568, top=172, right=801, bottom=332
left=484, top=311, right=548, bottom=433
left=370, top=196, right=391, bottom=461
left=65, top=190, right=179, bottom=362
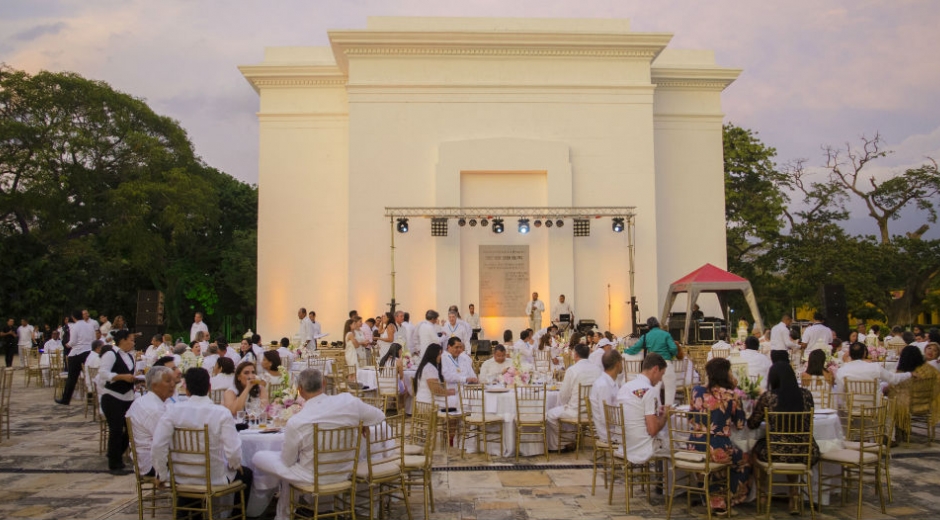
left=0, top=65, right=257, bottom=333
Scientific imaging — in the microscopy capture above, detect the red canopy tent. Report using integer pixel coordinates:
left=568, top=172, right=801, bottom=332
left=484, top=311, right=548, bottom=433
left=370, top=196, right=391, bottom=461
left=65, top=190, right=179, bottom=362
left=660, top=263, right=763, bottom=344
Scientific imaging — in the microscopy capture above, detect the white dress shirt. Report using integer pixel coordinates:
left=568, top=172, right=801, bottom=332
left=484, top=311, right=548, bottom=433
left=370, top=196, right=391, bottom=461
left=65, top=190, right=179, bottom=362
left=442, top=351, right=476, bottom=385
left=17, top=325, right=35, bottom=347
left=67, top=319, right=95, bottom=357
left=739, top=349, right=772, bottom=388
left=588, top=347, right=609, bottom=371
left=276, top=346, right=294, bottom=365
left=223, top=348, right=242, bottom=365
left=209, top=373, right=235, bottom=391
left=442, top=321, right=471, bottom=348
left=126, top=391, right=167, bottom=474
left=43, top=338, right=63, bottom=354
left=400, top=321, right=416, bottom=352
left=770, top=321, right=799, bottom=351
left=151, top=395, right=241, bottom=484
left=414, top=364, right=440, bottom=405
left=525, top=300, right=545, bottom=321
left=551, top=301, right=574, bottom=323
left=617, top=373, right=664, bottom=464
left=190, top=321, right=209, bottom=342
left=466, top=313, right=481, bottom=331
left=802, top=323, right=833, bottom=350
left=589, top=372, right=620, bottom=443
left=557, top=359, right=603, bottom=412
left=98, top=349, right=137, bottom=402
left=202, top=353, right=220, bottom=372
left=416, top=321, right=443, bottom=354
left=99, top=321, right=112, bottom=337
left=513, top=339, right=535, bottom=366
left=479, top=358, right=511, bottom=382
left=835, top=359, right=912, bottom=394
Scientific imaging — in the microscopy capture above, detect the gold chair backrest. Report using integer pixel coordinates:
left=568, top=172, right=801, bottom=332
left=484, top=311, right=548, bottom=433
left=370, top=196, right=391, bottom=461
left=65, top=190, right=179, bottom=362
left=534, top=349, right=552, bottom=371
left=576, top=384, right=592, bottom=422
left=267, top=383, right=286, bottom=399
left=85, top=366, right=99, bottom=391
left=0, top=367, right=12, bottom=408
left=622, top=359, right=643, bottom=380
left=806, top=377, right=832, bottom=409
left=427, top=378, right=455, bottom=410
left=409, top=401, right=438, bottom=459
left=603, top=401, right=626, bottom=449
left=845, top=378, right=879, bottom=412
left=711, top=347, right=731, bottom=359
left=49, top=350, right=64, bottom=373
left=687, top=346, right=710, bottom=383
left=514, top=385, right=547, bottom=423
left=764, top=411, right=814, bottom=467
left=26, top=347, right=41, bottom=369
left=210, top=388, right=226, bottom=405
left=459, top=384, right=487, bottom=420
left=310, top=423, right=363, bottom=491
left=673, top=359, right=689, bottom=386
left=910, top=376, right=937, bottom=414
left=363, top=416, right=402, bottom=475
left=307, top=357, right=329, bottom=374
left=667, top=409, right=718, bottom=472
left=376, top=366, right=399, bottom=397
left=845, top=402, right=887, bottom=455
left=167, top=426, right=214, bottom=491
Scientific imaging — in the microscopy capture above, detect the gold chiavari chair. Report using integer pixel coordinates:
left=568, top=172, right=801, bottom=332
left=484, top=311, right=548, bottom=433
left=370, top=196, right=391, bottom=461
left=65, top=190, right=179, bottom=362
left=587, top=395, right=611, bottom=496
left=754, top=411, right=816, bottom=519
left=907, top=377, right=938, bottom=445
left=375, top=365, right=401, bottom=413
left=84, top=366, right=99, bottom=418
left=266, top=382, right=285, bottom=401
left=356, top=415, right=412, bottom=520
left=789, top=349, right=804, bottom=372
left=622, top=359, right=643, bottom=382
left=842, top=397, right=895, bottom=503
left=404, top=402, right=437, bottom=519
left=167, top=425, right=246, bottom=520
left=0, top=368, right=13, bottom=440
left=427, top=379, right=464, bottom=451
left=289, top=423, right=361, bottom=520
left=710, top=347, right=731, bottom=360
left=687, top=346, right=710, bottom=385
left=514, top=385, right=549, bottom=461
left=559, top=384, right=594, bottom=459
left=818, top=402, right=888, bottom=519
left=844, top=379, right=879, bottom=415
left=125, top=417, right=171, bottom=520
left=458, top=384, right=503, bottom=461
left=673, top=359, right=689, bottom=405
left=50, top=350, right=67, bottom=398
left=24, top=348, right=43, bottom=388
left=805, top=377, right=832, bottom=409
left=534, top=350, right=552, bottom=374
left=603, top=402, right=667, bottom=514
left=209, top=388, right=226, bottom=405
left=666, top=409, right=731, bottom=520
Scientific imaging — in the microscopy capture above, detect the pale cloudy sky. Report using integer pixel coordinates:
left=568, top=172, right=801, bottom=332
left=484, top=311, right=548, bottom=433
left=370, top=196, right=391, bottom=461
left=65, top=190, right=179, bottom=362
left=2, top=0, right=939, bottom=238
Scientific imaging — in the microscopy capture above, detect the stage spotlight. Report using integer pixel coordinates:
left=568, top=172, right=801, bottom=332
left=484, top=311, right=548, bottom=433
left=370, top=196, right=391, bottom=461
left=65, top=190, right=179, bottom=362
left=518, top=218, right=530, bottom=234
left=573, top=218, right=590, bottom=237
left=396, top=218, right=409, bottom=233
left=545, top=219, right=553, bottom=228
left=469, top=218, right=477, bottom=227
left=612, top=217, right=625, bottom=233
left=556, top=219, right=564, bottom=228
left=492, top=218, right=504, bottom=234
left=534, top=219, right=542, bottom=228
left=458, top=218, right=466, bottom=227
left=481, top=218, right=489, bottom=227
left=431, top=218, right=448, bottom=237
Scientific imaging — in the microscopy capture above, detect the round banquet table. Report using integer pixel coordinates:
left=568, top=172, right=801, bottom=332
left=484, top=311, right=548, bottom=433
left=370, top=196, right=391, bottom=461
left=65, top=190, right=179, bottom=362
left=461, top=388, right=560, bottom=458
left=289, top=359, right=333, bottom=381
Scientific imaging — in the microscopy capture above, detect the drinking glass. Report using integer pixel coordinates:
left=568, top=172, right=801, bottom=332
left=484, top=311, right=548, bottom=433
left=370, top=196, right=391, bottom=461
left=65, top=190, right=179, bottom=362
left=236, top=411, right=246, bottom=424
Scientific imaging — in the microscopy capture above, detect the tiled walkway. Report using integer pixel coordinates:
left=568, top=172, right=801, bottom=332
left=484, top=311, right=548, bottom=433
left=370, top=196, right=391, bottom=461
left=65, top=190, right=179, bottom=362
left=1, top=367, right=939, bottom=519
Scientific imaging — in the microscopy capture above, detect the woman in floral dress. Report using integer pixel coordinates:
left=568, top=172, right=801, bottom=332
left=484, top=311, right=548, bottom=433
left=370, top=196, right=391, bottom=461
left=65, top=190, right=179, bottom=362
left=689, top=357, right=752, bottom=512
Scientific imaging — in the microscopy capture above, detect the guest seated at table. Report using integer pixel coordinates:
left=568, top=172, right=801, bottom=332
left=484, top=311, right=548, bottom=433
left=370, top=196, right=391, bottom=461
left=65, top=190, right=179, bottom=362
left=201, top=343, right=220, bottom=371
left=442, top=337, right=478, bottom=386
left=238, top=338, right=259, bottom=366
left=590, top=349, right=622, bottom=444
left=802, top=349, right=834, bottom=388
left=589, top=338, right=615, bottom=370
left=414, top=344, right=449, bottom=405
left=747, top=362, right=820, bottom=515
left=189, top=341, right=202, bottom=357
left=707, top=332, right=733, bottom=360
left=689, top=358, right=752, bottom=513
left=480, top=345, right=511, bottom=383
left=617, top=352, right=670, bottom=463
left=925, top=342, right=940, bottom=370
left=739, top=336, right=772, bottom=389
left=514, top=329, right=536, bottom=366
left=151, top=368, right=252, bottom=509
left=548, top=344, right=601, bottom=452
left=378, top=343, right=407, bottom=395
left=210, top=356, right=236, bottom=391
left=835, top=342, right=912, bottom=394
left=537, top=333, right=564, bottom=372
left=252, top=368, right=386, bottom=519
left=888, top=345, right=940, bottom=439
left=259, top=351, right=283, bottom=384
left=224, top=361, right=269, bottom=417
left=126, top=365, right=175, bottom=477
left=276, top=337, right=294, bottom=366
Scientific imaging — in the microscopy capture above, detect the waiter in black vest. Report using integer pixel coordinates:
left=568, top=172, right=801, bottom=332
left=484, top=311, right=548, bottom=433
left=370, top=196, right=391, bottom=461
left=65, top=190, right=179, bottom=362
left=99, top=330, right=139, bottom=474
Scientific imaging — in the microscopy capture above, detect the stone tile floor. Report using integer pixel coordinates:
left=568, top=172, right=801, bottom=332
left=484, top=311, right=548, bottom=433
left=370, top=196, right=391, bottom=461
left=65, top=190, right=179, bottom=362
left=1, top=366, right=939, bottom=519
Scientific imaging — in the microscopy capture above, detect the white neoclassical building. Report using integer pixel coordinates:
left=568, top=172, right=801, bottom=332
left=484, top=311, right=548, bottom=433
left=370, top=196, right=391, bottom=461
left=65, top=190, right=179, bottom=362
left=239, top=17, right=740, bottom=339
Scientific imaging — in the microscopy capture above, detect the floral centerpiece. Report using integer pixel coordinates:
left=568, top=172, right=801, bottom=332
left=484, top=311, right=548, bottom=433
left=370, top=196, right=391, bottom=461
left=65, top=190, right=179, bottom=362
left=179, top=350, right=203, bottom=373
left=868, top=345, right=887, bottom=361
left=825, top=351, right=843, bottom=377
left=265, top=366, right=305, bottom=426
left=501, top=352, right=534, bottom=387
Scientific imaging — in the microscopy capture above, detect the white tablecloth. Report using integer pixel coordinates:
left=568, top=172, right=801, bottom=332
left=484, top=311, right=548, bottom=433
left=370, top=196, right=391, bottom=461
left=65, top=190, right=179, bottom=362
left=289, top=359, right=333, bottom=380
left=462, top=388, right=560, bottom=458
left=240, top=429, right=285, bottom=517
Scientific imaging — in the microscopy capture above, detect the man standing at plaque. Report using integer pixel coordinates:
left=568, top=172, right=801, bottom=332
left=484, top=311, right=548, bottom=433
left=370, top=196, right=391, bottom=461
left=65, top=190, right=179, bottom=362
left=525, top=292, right=545, bottom=331
left=466, top=304, right=482, bottom=340
left=551, top=294, right=574, bottom=332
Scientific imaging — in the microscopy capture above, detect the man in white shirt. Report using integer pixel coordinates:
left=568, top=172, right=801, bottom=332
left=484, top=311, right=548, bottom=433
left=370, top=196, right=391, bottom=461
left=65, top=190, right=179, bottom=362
left=617, top=353, right=670, bottom=464
left=547, top=344, right=602, bottom=451
left=706, top=332, right=732, bottom=361
left=220, top=339, right=242, bottom=365
left=308, top=311, right=322, bottom=348
left=189, top=312, right=209, bottom=343
left=533, top=324, right=558, bottom=345
left=913, top=332, right=929, bottom=352
left=16, top=318, right=35, bottom=368
left=252, top=368, right=385, bottom=520
left=151, top=368, right=251, bottom=498
left=835, top=342, right=912, bottom=394
left=770, top=314, right=799, bottom=351
left=466, top=304, right=482, bottom=339
left=297, top=308, right=314, bottom=352
left=98, top=315, right=112, bottom=338
left=479, top=345, right=511, bottom=382
left=126, top=365, right=175, bottom=476
left=855, top=323, right=867, bottom=344
left=739, top=336, right=772, bottom=389
left=201, top=344, right=221, bottom=372
left=590, top=349, right=622, bottom=443
left=442, top=312, right=472, bottom=349
left=441, top=337, right=478, bottom=385
left=416, top=310, right=444, bottom=357
left=525, top=292, right=546, bottom=331
left=589, top=338, right=615, bottom=370
left=514, top=329, right=536, bottom=366
left=551, top=294, right=574, bottom=332
left=43, top=330, right=63, bottom=355
left=399, top=312, right=417, bottom=353
left=82, top=309, right=99, bottom=332
left=801, top=312, right=833, bottom=351
left=57, top=310, right=96, bottom=405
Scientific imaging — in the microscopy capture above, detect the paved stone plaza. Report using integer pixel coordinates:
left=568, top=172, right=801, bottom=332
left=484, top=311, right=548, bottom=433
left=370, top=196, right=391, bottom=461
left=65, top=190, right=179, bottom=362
left=1, top=367, right=939, bottom=520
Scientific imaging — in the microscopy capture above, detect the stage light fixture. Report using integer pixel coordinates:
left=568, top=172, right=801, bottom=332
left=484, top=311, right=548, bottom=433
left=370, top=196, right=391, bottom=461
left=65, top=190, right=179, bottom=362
left=492, top=218, right=504, bottom=234
left=534, top=219, right=542, bottom=228
left=396, top=218, right=409, bottom=233
left=545, top=219, right=553, bottom=228
left=573, top=218, right=590, bottom=237
left=469, top=218, right=478, bottom=227
left=481, top=218, right=489, bottom=227
left=612, top=217, right=625, bottom=233
left=458, top=218, right=466, bottom=227
left=431, top=218, right=448, bottom=237
left=518, top=218, right=530, bottom=234
left=556, top=219, right=564, bottom=228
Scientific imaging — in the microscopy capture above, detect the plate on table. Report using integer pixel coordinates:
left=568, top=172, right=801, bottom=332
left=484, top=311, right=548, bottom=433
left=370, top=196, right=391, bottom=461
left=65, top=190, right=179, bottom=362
left=486, top=387, right=511, bottom=393
left=815, top=408, right=837, bottom=415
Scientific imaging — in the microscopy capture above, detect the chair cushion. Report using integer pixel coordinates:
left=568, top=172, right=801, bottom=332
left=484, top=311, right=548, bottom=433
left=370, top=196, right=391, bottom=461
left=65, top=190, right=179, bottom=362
left=755, top=459, right=809, bottom=471
left=674, top=460, right=728, bottom=472
left=175, top=481, right=244, bottom=495
left=841, top=441, right=880, bottom=453
left=403, top=444, right=423, bottom=455
left=820, top=449, right=878, bottom=465
left=673, top=450, right=706, bottom=463
left=291, top=479, right=354, bottom=495
left=403, top=455, right=428, bottom=469
left=356, top=461, right=401, bottom=480
left=517, top=414, right=544, bottom=423
left=466, top=414, right=501, bottom=424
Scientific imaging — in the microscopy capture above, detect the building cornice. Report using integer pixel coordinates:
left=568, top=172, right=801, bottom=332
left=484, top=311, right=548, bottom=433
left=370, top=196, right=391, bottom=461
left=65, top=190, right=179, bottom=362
left=238, top=64, right=347, bottom=93
left=651, top=66, right=741, bottom=92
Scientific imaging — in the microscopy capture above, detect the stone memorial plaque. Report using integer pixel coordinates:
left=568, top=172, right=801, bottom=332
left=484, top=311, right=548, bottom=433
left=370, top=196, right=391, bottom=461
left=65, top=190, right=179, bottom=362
left=479, top=245, right=529, bottom=317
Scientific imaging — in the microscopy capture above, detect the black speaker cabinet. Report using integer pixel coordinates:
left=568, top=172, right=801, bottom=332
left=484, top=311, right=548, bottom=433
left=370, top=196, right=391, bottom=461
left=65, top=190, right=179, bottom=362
left=137, top=290, right=165, bottom=325
left=820, top=284, right=849, bottom=341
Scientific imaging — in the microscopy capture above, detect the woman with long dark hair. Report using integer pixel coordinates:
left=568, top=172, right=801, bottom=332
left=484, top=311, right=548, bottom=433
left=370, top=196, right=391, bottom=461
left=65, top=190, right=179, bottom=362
left=802, top=349, right=834, bottom=387
left=689, top=358, right=751, bottom=513
left=223, top=361, right=268, bottom=417
left=259, top=350, right=282, bottom=384
left=376, top=312, right=397, bottom=360
left=414, top=344, right=445, bottom=404
left=748, top=362, right=820, bottom=514
left=379, top=343, right=407, bottom=396
left=889, top=345, right=939, bottom=440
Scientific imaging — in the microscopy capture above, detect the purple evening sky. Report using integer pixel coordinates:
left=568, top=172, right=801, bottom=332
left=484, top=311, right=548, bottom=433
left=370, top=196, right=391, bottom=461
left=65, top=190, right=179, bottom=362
left=1, top=1, right=938, bottom=238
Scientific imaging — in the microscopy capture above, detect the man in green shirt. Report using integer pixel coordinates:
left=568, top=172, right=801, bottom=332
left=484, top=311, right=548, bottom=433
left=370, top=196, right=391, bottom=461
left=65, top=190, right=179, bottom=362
left=624, top=317, right=679, bottom=406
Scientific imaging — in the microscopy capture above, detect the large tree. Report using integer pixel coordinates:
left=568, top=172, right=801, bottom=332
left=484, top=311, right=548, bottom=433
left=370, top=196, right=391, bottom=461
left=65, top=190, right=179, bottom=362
left=0, top=65, right=256, bottom=333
